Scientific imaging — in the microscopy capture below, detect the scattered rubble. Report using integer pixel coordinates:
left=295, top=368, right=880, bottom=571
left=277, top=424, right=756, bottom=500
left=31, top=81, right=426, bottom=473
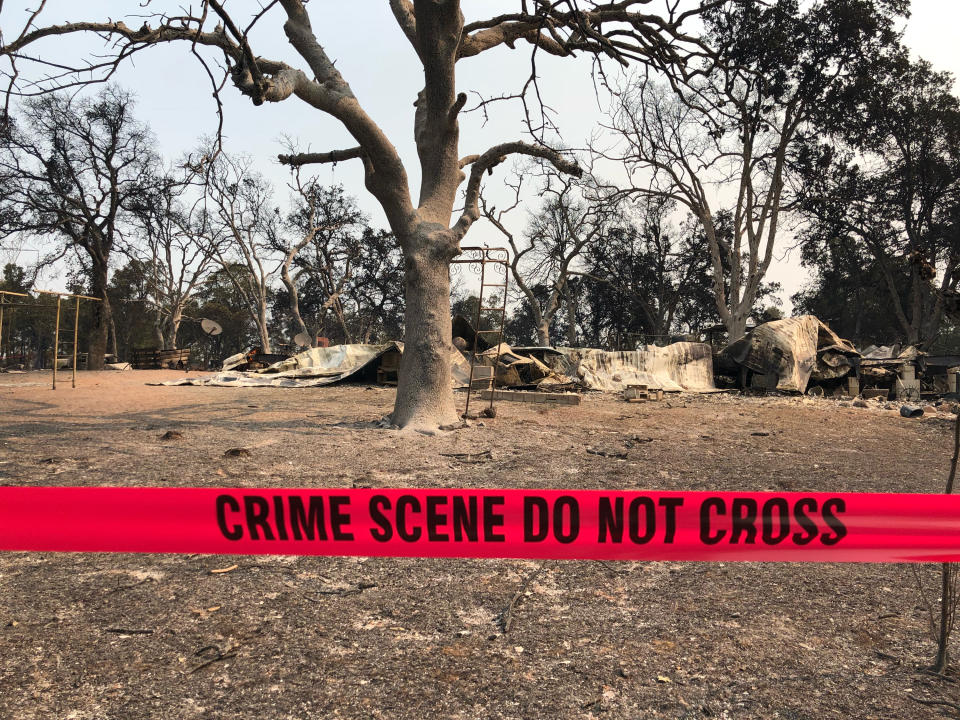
left=147, top=313, right=960, bottom=427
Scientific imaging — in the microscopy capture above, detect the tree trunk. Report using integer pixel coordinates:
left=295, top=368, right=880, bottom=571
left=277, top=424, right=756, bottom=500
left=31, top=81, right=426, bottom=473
left=727, top=314, right=748, bottom=343
left=169, top=308, right=183, bottom=350
left=390, top=237, right=458, bottom=431
left=334, top=300, right=352, bottom=344
left=153, top=317, right=165, bottom=350
left=88, top=263, right=109, bottom=370
left=281, top=255, right=312, bottom=347
left=108, top=306, right=118, bottom=358
left=257, top=302, right=272, bottom=354
left=536, top=320, right=551, bottom=347
left=287, top=282, right=312, bottom=345
left=564, top=289, right=577, bottom=347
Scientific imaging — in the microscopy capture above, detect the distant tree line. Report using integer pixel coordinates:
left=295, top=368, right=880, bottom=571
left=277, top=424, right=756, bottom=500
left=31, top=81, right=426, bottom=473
left=1, top=0, right=959, bottom=369
left=0, top=87, right=406, bottom=367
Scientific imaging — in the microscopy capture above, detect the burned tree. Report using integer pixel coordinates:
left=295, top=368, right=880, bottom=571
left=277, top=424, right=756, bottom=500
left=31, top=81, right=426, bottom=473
left=795, top=54, right=960, bottom=348
left=601, top=0, right=905, bottom=340
left=581, top=197, right=717, bottom=347
left=127, top=171, right=222, bottom=350
left=346, top=229, right=405, bottom=345
left=0, top=86, right=157, bottom=368
left=1, top=1, right=708, bottom=429
left=483, top=171, right=618, bottom=347
left=276, top=176, right=367, bottom=346
left=201, top=152, right=279, bottom=354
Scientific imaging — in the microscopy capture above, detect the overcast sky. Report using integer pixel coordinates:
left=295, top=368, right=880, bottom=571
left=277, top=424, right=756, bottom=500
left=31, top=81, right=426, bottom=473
left=5, top=1, right=960, bottom=311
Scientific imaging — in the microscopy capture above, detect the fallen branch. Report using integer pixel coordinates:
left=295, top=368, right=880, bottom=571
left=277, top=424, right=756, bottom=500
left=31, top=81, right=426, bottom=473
left=307, top=582, right=377, bottom=599
left=104, top=577, right=155, bottom=595
left=498, top=563, right=550, bottom=633
left=909, top=695, right=960, bottom=716
left=188, top=644, right=237, bottom=674
left=439, top=449, right=493, bottom=463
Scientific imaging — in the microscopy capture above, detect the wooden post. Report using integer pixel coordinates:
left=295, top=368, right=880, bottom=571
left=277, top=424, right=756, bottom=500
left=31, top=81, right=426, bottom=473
left=52, top=294, right=61, bottom=390
left=0, top=291, right=29, bottom=368
left=72, top=296, right=80, bottom=388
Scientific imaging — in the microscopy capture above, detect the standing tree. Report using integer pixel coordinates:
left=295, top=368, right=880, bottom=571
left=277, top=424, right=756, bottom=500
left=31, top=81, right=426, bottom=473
left=0, top=86, right=157, bottom=368
left=275, top=177, right=367, bottom=346
left=1, top=2, right=709, bottom=429
left=345, top=228, right=405, bottom=344
left=790, top=233, right=907, bottom=347
left=483, top=172, right=617, bottom=347
left=128, top=171, right=223, bottom=350
left=601, top=0, right=905, bottom=340
left=794, top=53, right=960, bottom=347
left=580, top=197, right=716, bottom=347
left=201, top=152, right=280, bottom=354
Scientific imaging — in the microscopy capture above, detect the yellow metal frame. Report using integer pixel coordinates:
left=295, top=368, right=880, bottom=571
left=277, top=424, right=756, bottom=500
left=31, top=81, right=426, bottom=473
left=32, top=289, right=102, bottom=389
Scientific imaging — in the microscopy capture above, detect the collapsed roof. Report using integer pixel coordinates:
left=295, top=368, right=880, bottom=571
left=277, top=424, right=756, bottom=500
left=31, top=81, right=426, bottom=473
left=724, top=315, right=860, bottom=393
left=157, top=335, right=719, bottom=394
left=558, top=343, right=716, bottom=392
left=158, top=342, right=471, bottom=388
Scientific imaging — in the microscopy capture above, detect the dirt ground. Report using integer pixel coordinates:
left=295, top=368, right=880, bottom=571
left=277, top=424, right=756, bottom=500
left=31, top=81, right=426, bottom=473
left=2, top=369, right=960, bottom=719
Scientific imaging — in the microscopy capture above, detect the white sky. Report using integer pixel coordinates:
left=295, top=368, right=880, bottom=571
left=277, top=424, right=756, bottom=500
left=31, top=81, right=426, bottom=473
left=4, top=1, right=960, bottom=311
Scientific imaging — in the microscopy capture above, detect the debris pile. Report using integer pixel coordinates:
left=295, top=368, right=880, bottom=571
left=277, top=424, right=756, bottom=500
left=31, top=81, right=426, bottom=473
left=159, top=312, right=959, bottom=416
left=715, top=314, right=960, bottom=413
left=559, top=343, right=715, bottom=393
left=723, top=315, right=858, bottom=393
left=159, top=343, right=409, bottom=387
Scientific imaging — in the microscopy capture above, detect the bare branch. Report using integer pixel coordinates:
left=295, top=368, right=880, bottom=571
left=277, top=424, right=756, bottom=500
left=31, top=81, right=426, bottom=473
left=389, top=0, right=420, bottom=58
left=452, top=141, right=582, bottom=240
left=278, top=147, right=364, bottom=167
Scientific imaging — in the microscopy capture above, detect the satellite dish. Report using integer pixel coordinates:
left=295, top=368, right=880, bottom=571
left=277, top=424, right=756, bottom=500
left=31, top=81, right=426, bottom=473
left=200, top=318, right=223, bottom=337
left=293, top=332, right=312, bottom=347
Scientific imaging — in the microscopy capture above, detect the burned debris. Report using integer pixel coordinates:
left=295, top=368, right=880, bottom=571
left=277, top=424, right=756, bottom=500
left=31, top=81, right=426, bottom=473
left=155, top=308, right=958, bottom=422
left=714, top=314, right=960, bottom=412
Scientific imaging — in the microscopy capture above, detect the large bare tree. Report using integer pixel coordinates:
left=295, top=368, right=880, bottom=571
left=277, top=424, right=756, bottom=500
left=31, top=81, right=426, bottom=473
left=276, top=175, right=367, bottom=346
left=1, top=1, right=708, bottom=429
left=201, top=152, right=279, bottom=354
left=128, top=171, right=223, bottom=350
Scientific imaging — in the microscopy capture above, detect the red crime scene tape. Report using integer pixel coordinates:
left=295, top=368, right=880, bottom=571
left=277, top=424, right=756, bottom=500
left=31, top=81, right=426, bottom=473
left=1, top=487, right=959, bottom=562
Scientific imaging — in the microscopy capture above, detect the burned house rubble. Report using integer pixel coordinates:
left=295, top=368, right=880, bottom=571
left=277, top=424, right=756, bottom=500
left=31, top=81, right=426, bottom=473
left=451, top=315, right=716, bottom=396
left=717, top=314, right=958, bottom=402
left=159, top=314, right=716, bottom=397
left=157, top=313, right=957, bottom=409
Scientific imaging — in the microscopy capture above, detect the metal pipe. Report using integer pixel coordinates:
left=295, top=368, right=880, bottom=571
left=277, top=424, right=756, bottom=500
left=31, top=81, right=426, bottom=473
left=72, top=296, right=80, bottom=388
left=463, top=259, right=487, bottom=419
left=34, top=289, right=100, bottom=301
left=0, top=291, right=28, bottom=361
left=52, top=294, right=61, bottom=390
left=490, top=260, right=509, bottom=413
